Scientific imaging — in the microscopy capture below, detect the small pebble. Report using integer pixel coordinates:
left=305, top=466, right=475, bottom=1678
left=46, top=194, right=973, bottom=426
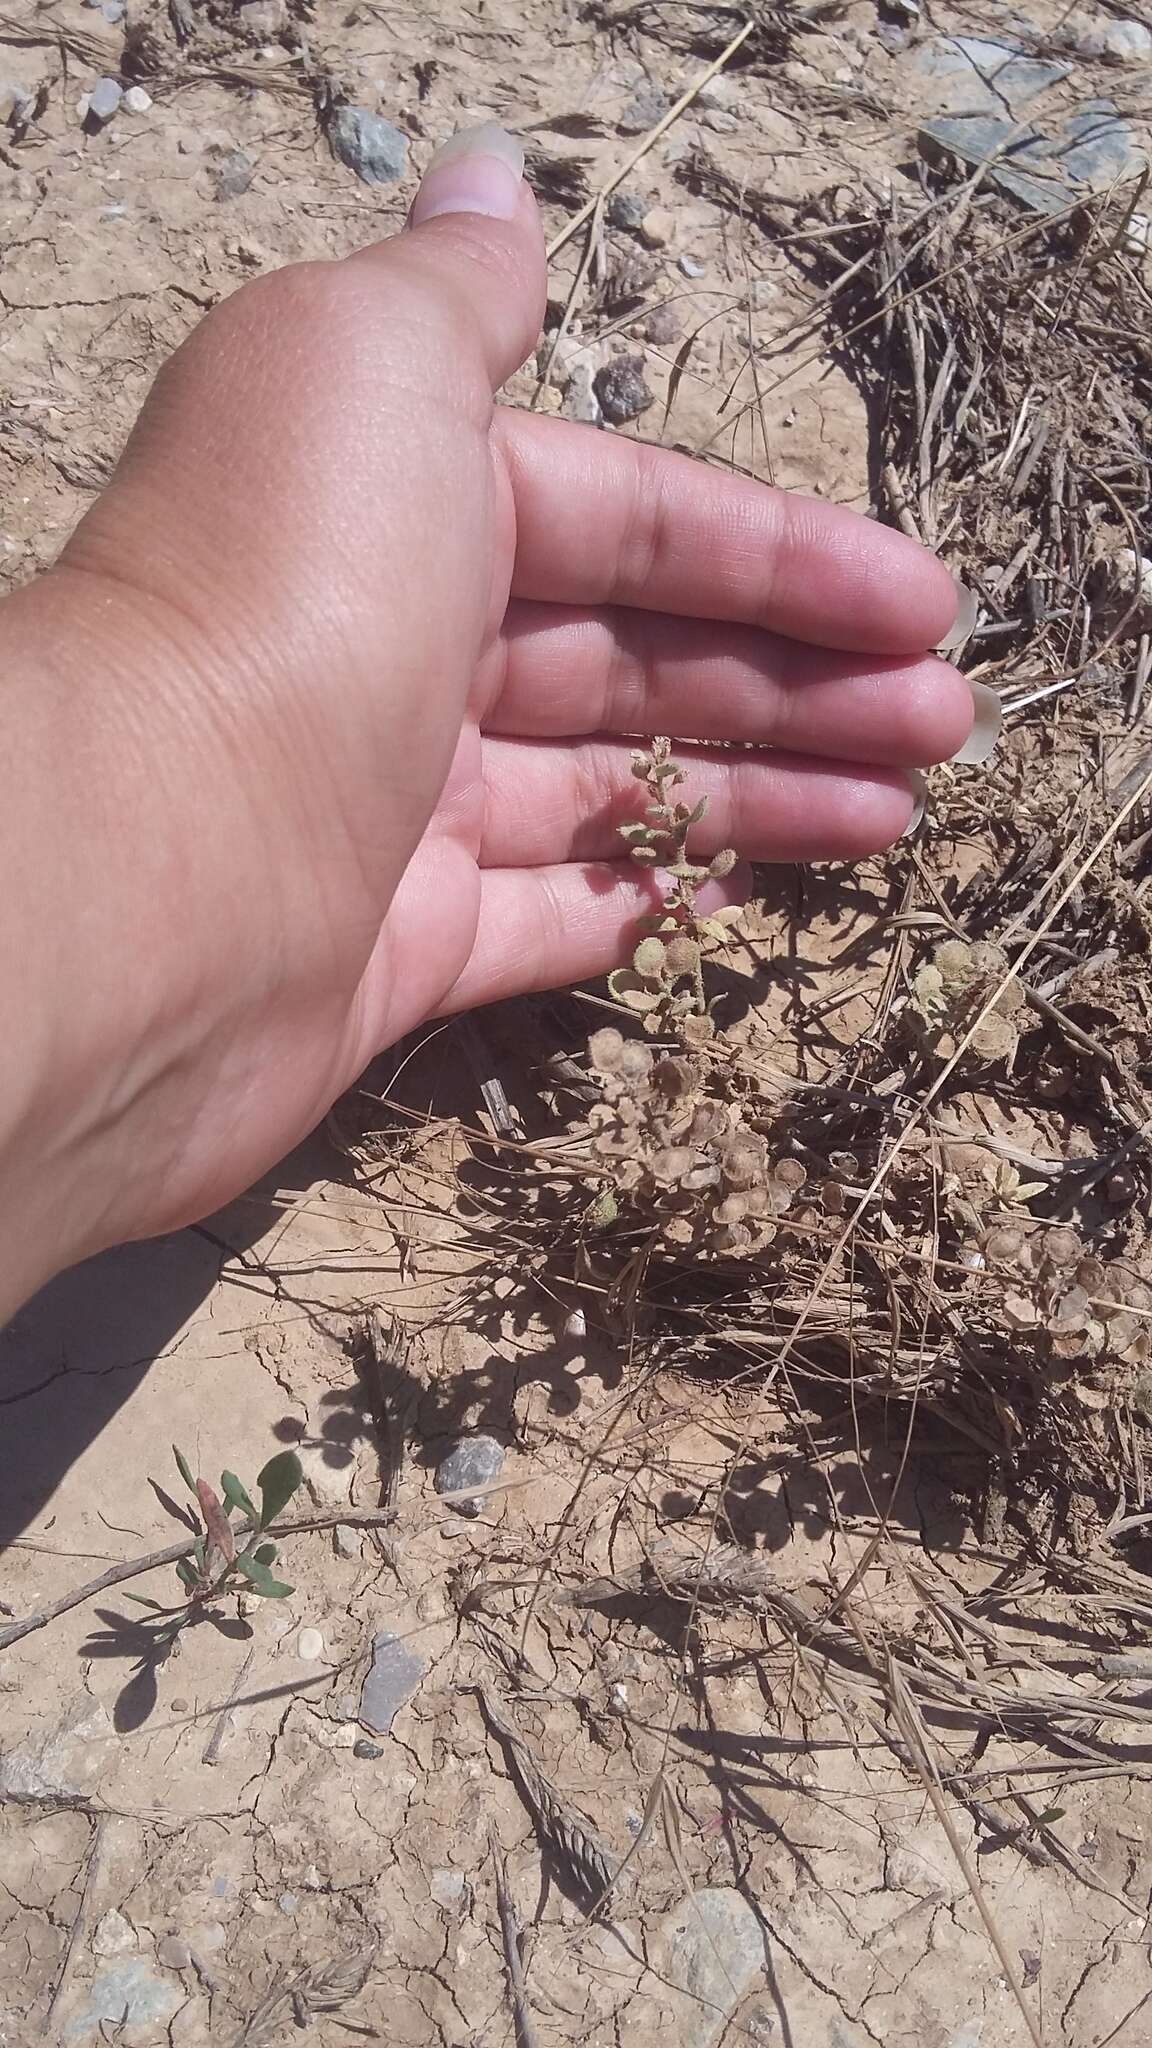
left=237, top=0, right=287, bottom=32
left=434, top=1434, right=506, bottom=1516
left=594, top=355, right=655, bottom=426
left=122, top=85, right=152, bottom=114
left=696, top=76, right=734, bottom=111
left=618, top=83, right=669, bottom=135
left=430, top=1868, right=467, bottom=1907
left=100, top=0, right=126, bottom=18
left=326, top=105, right=408, bottom=186
left=87, top=77, right=123, bottom=124
left=296, top=1627, right=324, bottom=1662
left=678, top=253, right=706, bottom=278
left=354, top=1737, right=385, bottom=1760
left=359, top=1629, right=426, bottom=1733
left=157, top=1935, right=191, bottom=1971
left=639, top=206, right=676, bottom=250
left=701, top=108, right=739, bottom=134
left=744, top=277, right=776, bottom=312
left=211, top=148, right=255, bottom=200
left=277, top=1892, right=299, bottom=1915
left=606, top=187, right=647, bottom=232
left=332, top=1523, right=360, bottom=1559
left=640, top=302, right=681, bottom=345
left=564, top=360, right=602, bottom=427
left=92, top=1910, right=137, bottom=1957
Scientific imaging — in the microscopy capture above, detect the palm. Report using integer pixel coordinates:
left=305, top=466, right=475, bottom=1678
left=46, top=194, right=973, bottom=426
left=356, top=409, right=974, bottom=1058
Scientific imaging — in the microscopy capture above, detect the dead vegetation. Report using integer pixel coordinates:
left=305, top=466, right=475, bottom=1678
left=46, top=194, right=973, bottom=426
left=6, top=3, right=1152, bottom=2043
left=342, top=123, right=1152, bottom=2046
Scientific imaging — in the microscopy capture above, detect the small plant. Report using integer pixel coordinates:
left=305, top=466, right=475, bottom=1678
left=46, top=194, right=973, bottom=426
left=586, top=1028, right=806, bottom=1255
left=126, top=1445, right=304, bottom=1628
left=577, top=740, right=779, bottom=1253
left=980, top=1224, right=1151, bottom=1373
left=909, top=937, right=1025, bottom=1066
left=606, top=737, right=739, bottom=1044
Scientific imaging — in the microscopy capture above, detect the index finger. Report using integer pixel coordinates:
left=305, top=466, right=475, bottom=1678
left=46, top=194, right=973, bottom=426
left=497, top=412, right=965, bottom=656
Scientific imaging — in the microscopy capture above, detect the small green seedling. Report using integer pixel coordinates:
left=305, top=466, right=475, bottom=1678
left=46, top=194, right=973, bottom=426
left=126, top=1445, right=304, bottom=1624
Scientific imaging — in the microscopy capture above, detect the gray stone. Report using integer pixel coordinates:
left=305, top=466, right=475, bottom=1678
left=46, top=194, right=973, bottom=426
left=237, top=0, right=287, bottom=34
left=914, top=35, right=1070, bottom=117
left=678, top=253, right=706, bottom=278
left=92, top=1910, right=137, bottom=1958
left=619, top=83, right=669, bottom=135
left=919, top=97, right=1143, bottom=215
left=212, top=148, right=254, bottom=200
left=65, top=1958, right=182, bottom=2037
left=327, top=105, right=409, bottom=186
left=0, top=82, right=34, bottom=126
left=100, top=0, right=126, bottom=18
left=1063, top=14, right=1152, bottom=62
left=358, top=1629, right=425, bottom=1734
left=0, top=1697, right=111, bottom=1802
left=564, top=360, right=603, bottom=426
left=87, top=77, right=123, bottom=123
left=607, top=187, right=647, bottom=232
left=354, top=1736, right=385, bottom=1759
left=659, top=1889, right=767, bottom=2048
left=641, top=302, right=682, bottom=345
left=701, top=108, right=739, bottom=134
left=594, top=356, right=654, bottom=426
left=156, top=1934, right=191, bottom=1970
left=434, top=1433, right=505, bottom=1516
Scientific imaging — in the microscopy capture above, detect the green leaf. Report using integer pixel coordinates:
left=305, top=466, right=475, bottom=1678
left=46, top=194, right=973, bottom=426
left=234, top=1552, right=293, bottom=1599
left=175, top=1558, right=200, bottom=1591
left=1034, top=1808, right=1065, bottom=1826
left=253, top=1541, right=278, bottom=1565
left=173, top=1445, right=197, bottom=1495
left=122, top=1591, right=166, bottom=1609
left=191, top=1536, right=206, bottom=1570
left=256, top=1449, right=303, bottom=1528
left=220, top=1470, right=258, bottom=1522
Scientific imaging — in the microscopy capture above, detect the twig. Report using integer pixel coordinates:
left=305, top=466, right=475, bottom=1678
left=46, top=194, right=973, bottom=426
left=201, top=1643, right=259, bottom=1765
left=489, top=1824, right=541, bottom=2048
left=545, top=18, right=754, bottom=260
left=0, top=1509, right=397, bottom=1651
left=43, top=1817, right=107, bottom=2040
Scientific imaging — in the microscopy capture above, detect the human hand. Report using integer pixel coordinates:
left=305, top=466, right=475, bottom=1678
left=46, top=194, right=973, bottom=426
left=0, top=125, right=990, bottom=1306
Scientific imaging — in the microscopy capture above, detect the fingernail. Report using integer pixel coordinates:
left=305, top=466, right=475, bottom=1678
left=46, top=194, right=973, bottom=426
left=951, top=679, right=1001, bottom=766
left=410, top=123, right=524, bottom=225
left=936, top=576, right=978, bottom=654
left=901, top=769, right=927, bottom=839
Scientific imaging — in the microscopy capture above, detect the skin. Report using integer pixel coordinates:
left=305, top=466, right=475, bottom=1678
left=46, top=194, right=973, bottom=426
left=0, top=156, right=974, bottom=1322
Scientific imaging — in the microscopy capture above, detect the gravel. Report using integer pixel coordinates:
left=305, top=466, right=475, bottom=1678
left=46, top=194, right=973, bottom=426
left=359, top=1629, right=426, bottom=1733
left=326, top=106, right=409, bottom=186
left=434, top=1434, right=505, bottom=1516
left=594, top=356, right=654, bottom=425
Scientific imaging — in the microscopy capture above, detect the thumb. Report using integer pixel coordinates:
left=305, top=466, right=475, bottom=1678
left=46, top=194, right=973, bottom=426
left=349, top=123, right=547, bottom=394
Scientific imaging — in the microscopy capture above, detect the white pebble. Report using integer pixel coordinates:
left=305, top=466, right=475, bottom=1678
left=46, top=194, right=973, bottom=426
left=296, top=1626, right=324, bottom=1662
left=123, top=85, right=152, bottom=113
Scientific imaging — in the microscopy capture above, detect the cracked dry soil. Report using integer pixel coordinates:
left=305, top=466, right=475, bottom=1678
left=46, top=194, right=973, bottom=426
left=3, top=0, right=1152, bottom=2042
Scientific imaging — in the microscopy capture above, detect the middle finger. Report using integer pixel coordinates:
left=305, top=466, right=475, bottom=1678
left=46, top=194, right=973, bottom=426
left=480, top=601, right=985, bottom=767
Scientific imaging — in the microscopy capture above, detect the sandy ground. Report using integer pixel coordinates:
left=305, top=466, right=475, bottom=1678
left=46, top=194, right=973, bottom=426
left=4, top=2, right=1152, bottom=2042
